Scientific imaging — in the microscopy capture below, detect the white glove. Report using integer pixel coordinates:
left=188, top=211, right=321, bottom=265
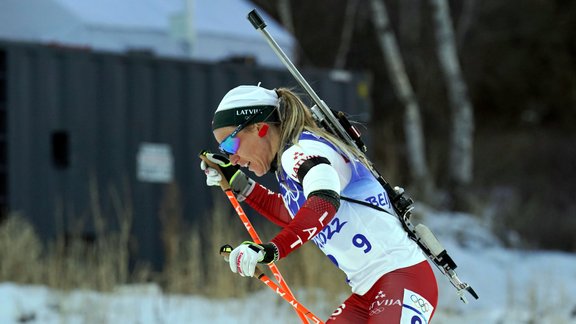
left=199, top=151, right=232, bottom=187
left=200, top=161, right=223, bottom=187
left=199, top=150, right=255, bottom=200
left=229, top=242, right=265, bottom=277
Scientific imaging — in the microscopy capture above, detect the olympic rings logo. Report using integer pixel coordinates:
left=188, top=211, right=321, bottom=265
left=410, top=294, right=431, bottom=313
left=369, top=306, right=385, bottom=316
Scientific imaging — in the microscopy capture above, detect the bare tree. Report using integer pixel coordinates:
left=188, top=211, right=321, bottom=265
left=277, top=0, right=295, bottom=35
left=398, top=0, right=422, bottom=56
left=429, top=0, right=475, bottom=208
left=369, top=0, right=434, bottom=200
left=334, top=0, right=359, bottom=69
left=455, top=0, right=478, bottom=50
left=276, top=0, right=303, bottom=65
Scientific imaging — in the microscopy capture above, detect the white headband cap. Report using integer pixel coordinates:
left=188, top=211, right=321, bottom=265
left=216, top=85, right=279, bottom=112
left=212, top=85, right=280, bottom=129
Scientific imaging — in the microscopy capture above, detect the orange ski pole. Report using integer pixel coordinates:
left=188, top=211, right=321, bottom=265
left=200, top=152, right=310, bottom=323
left=220, top=245, right=324, bottom=324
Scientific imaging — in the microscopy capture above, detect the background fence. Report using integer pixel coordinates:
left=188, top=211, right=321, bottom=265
left=0, top=41, right=371, bottom=269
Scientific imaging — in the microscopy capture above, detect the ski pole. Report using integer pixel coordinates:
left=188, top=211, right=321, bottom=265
left=222, top=191, right=312, bottom=323
left=220, top=245, right=324, bottom=324
left=199, top=152, right=310, bottom=323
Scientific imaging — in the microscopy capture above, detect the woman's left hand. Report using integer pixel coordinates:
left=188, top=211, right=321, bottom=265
left=228, top=241, right=278, bottom=277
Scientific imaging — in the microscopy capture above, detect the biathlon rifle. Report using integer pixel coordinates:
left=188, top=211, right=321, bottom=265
left=247, top=9, right=478, bottom=303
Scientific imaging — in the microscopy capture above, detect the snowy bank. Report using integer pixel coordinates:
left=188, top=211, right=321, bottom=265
left=2, top=211, right=576, bottom=323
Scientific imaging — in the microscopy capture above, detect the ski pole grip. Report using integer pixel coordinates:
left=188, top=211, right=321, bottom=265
left=219, top=244, right=234, bottom=262
left=219, top=244, right=265, bottom=278
left=247, top=9, right=266, bottom=29
left=199, top=151, right=231, bottom=191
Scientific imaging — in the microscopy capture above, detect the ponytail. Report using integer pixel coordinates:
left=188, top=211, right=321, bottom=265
left=275, top=88, right=370, bottom=175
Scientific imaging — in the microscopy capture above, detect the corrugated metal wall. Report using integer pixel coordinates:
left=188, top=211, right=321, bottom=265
left=0, top=48, right=6, bottom=213
left=1, top=41, right=370, bottom=269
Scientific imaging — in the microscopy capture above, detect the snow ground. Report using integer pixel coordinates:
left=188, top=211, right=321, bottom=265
left=2, top=210, right=576, bottom=324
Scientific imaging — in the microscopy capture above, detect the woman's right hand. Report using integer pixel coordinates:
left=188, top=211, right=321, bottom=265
left=199, top=151, right=237, bottom=187
left=199, top=150, right=254, bottom=200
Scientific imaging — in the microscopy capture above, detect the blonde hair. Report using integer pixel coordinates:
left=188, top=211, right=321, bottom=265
left=274, top=87, right=370, bottom=175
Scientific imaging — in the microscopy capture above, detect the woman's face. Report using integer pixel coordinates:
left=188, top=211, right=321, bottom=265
left=213, top=123, right=276, bottom=177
